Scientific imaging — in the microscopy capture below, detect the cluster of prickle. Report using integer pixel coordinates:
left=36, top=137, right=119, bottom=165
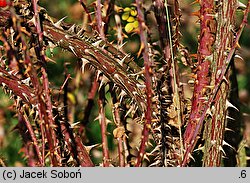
left=61, top=23, right=140, bottom=74
left=149, top=67, right=181, bottom=167
left=41, top=16, right=146, bottom=114
left=52, top=107, right=82, bottom=166
left=145, top=3, right=183, bottom=166
left=0, top=47, right=35, bottom=110
left=138, top=42, right=175, bottom=166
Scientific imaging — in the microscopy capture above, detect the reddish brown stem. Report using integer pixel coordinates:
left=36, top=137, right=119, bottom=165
left=37, top=100, right=59, bottom=166
left=118, top=138, right=125, bottom=167
left=184, top=0, right=215, bottom=150
left=26, top=144, right=36, bottom=167
left=113, top=102, right=126, bottom=167
left=182, top=0, right=216, bottom=165
left=20, top=112, right=43, bottom=166
left=41, top=67, right=62, bottom=165
left=96, top=0, right=105, bottom=39
left=40, top=123, right=45, bottom=166
left=182, top=0, right=250, bottom=166
left=58, top=74, right=71, bottom=95
left=95, top=0, right=110, bottom=167
left=75, top=136, right=95, bottom=167
left=32, top=0, right=43, bottom=44
left=98, top=84, right=110, bottom=167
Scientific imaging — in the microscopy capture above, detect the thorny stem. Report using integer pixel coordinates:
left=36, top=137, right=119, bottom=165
left=114, top=109, right=125, bottom=167
left=98, top=84, right=110, bottom=167
left=13, top=1, right=60, bottom=166
left=181, top=0, right=250, bottom=166
left=32, top=0, right=43, bottom=44
left=0, top=68, right=33, bottom=104
left=58, top=74, right=71, bottom=100
left=0, top=6, right=144, bottom=107
left=8, top=8, right=39, bottom=93
left=41, top=67, right=62, bottom=166
left=40, top=122, right=45, bottom=166
left=21, top=112, right=43, bottom=166
left=203, top=0, right=236, bottom=166
left=26, top=144, right=36, bottom=166
left=165, top=0, right=184, bottom=161
left=117, top=137, right=125, bottom=167
left=60, top=68, right=81, bottom=166
left=95, top=0, right=110, bottom=167
left=60, top=121, right=84, bottom=166
left=135, top=0, right=152, bottom=167
left=63, top=65, right=69, bottom=124
left=37, top=99, right=59, bottom=166
left=184, top=0, right=215, bottom=153
left=96, top=0, right=105, bottom=39
left=26, top=2, right=46, bottom=165
left=9, top=6, right=61, bottom=165
left=41, top=16, right=144, bottom=110
left=75, top=136, right=95, bottom=167
left=106, top=1, right=128, bottom=164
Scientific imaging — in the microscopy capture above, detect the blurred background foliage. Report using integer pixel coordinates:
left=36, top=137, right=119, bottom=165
left=0, top=0, right=250, bottom=166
